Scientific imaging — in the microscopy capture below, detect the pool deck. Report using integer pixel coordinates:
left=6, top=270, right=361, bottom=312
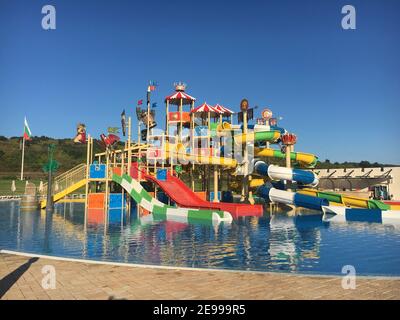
left=0, top=251, right=399, bottom=300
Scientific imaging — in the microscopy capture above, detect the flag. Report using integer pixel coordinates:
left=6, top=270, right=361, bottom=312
left=121, top=109, right=126, bottom=136
left=152, top=102, right=157, bottom=108
left=107, top=127, right=119, bottom=134
left=149, top=81, right=158, bottom=91
left=23, top=117, right=32, bottom=140
left=137, top=99, right=143, bottom=105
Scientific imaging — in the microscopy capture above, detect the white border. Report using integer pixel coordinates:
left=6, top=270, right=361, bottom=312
left=2, top=250, right=400, bottom=280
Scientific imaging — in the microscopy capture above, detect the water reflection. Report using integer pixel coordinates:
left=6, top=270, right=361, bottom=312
left=0, top=200, right=399, bottom=276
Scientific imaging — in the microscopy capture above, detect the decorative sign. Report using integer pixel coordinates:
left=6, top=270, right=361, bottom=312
left=262, top=108, right=273, bottom=120
left=269, top=117, right=278, bottom=126
left=240, top=99, right=249, bottom=112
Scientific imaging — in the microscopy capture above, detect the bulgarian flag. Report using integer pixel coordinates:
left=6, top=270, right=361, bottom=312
left=23, top=117, right=32, bottom=140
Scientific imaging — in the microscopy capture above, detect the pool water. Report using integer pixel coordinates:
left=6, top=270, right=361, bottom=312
left=0, top=201, right=399, bottom=276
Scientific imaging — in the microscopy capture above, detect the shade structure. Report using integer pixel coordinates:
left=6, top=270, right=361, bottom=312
left=191, top=102, right=222, bottom=114
left=214, top=104, right=234, bottom=115
left=165, top=91, right=196, bottom=105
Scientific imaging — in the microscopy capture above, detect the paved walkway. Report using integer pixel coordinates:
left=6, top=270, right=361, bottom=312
left=1, top=252, right=399, bottom=300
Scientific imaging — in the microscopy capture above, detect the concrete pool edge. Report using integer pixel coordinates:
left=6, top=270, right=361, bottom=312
left=2, top=249, right=400, bottom=280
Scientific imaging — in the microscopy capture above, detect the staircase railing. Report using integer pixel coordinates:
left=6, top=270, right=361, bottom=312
left=41, top=163, right=87, bottom=197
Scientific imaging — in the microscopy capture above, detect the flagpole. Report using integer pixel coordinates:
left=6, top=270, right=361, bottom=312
left=20, top=136, right=25, bottom=181
left=146, top=85, right=150, bottom=174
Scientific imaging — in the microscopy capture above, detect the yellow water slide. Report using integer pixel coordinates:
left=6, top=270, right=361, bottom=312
left=255, top=148, right=318, bottom=167
left=298, top=188, right=393, bottom=210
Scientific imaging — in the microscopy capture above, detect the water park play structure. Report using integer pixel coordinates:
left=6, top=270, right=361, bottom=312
left=38, top=82, right=400, bottom=225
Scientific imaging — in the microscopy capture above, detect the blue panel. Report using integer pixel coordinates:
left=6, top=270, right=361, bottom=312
left=221, top=191, right=233, bottom=203
left=255, top=161, right=268, bottom=176
left=256, top=185, right=271, bottom=202
left=156, top=169, right=167, bottom=181
left=292, top=169, right=315, bottom=185
left=109, top=193, right=126, bottom=209
left=157, top=191, right=169, bottom=205
left=90, top=164, right=106, bottom=179
left=195, top=126, right=208, bottom=136
left=108, top=208, right=125, bottom=224
left=293, top=193, right=328, bottom=211
left=271, top=180, right=286, bottom=190
left=270, top=125, right=286, bottom=134
left=345, top=209, right=382, bottom=223
left=209, top=191, right=221, bottom=201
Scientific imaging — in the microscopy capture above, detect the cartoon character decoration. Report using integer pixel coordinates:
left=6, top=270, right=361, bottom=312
left=136, top=107, right=157, bottom=129
left=73, top=123, right=86, bottom=144
left=100, top=133, right=120, bottom=150
left=240, top=99, right=249, bottom=112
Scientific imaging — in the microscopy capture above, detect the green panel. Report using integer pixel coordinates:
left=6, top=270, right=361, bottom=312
left=316, top=191, right=343, bottom=203
left=272, top=150, right=285, bottom=159
left=112, top=174, right=122, bottom=184
left=187, top=210, right=213, bottom=225
left=254, top=131, right=279, bottom=142
left=153, top=206, right=167, bottom=220
left=139, top=188, right=153, bottom=203
left=367, top=199, right=390, bottom=210
left=122, top=174, right=132, bottom=183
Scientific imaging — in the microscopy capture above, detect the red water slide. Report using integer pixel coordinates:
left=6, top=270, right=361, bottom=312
left=141, top=171, right=263, bottom=219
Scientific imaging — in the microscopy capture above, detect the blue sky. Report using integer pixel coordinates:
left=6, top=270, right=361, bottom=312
left=0, top=0, right=399, bottom=164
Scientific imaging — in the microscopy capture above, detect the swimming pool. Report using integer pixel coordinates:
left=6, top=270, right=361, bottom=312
left=0, top=200, right=399, bottom=276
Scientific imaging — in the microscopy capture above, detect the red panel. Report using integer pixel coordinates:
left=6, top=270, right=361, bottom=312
left=168, top=112, right=190, bottom=123
left=87, top=209, right=105, bottom=224
left=130, top=162, right=139, bottom=179
left=88, top=193, right=105, bottom=209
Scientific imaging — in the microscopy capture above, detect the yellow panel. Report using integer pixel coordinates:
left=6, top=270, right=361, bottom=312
left=255, top=148, right=275, bottom=157
left=296, top=153, right=317, bottom=165
left=249, top=179, right=264, bottom=188
left=297, top=189, right=318, bottom=197
left=342, top=196, right=369, bottom=208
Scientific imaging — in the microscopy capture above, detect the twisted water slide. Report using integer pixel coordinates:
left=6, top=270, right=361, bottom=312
left=253, top=160, right=328, bottom=211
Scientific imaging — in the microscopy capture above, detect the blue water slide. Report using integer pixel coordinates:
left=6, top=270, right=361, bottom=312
left=257, top=185, right=328, bottom=211
left=254, top=161, right=318, bottom=187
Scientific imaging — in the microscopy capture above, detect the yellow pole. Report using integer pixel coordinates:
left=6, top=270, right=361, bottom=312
left=166, top=100, right=169, bottom=138
left=105, top=148, right=110, bottom=221
left=241, top=111, right=248, bottom=202
left=121, top=142, right=125, bottom=213
left=84, top=135, right=91, bottom=226
left=191, top=101, right=195, bottom=191
left=127, top=117, right=132, bottom=176
left=213, top=165, right=219, bottom=202
left=179, top=98, right=183, bottom=142
left=137, top=118, right=141, bottom=181
left=286, top=145, right=291, bottom=168
left=127, top=117, right=132, bottom=213
left=208, top=111, right=211, bottom=151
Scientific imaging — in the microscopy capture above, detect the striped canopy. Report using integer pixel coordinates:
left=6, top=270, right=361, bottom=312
left=214, top=104, right=234, bottom=114
left=165, top=91, right=196, bottom=105
left=191, top=102, right=222, bottom=114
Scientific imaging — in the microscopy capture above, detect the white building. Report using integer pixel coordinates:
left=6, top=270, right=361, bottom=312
left=310, top=167, right=400, bottom=201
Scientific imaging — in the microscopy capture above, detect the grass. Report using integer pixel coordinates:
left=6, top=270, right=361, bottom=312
left=0, top=178, right=43, bottom=196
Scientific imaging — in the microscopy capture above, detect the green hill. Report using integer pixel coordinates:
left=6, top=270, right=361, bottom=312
left=0, top=135, right=397, bottom=180
left=0, top=136, right=105, bottom=179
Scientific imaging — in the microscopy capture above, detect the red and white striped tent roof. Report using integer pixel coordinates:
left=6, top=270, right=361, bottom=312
left=191, top=102, right=222, bottom=114
left=165, top=91, right=196, bottom=105
left=214, top=104, right=234, bottom=114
